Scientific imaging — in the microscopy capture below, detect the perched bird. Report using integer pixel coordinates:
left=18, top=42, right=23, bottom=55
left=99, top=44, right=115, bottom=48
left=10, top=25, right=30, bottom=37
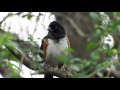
left=39, top=21, right=70, bottom=78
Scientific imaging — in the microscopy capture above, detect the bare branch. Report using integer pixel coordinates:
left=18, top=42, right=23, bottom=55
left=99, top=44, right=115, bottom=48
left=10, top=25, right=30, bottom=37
left=0, top=13, right=12, bottom=25
left=0, top=62, right=10, bottom=77
left=0, top=12, right=23, bottom=25
left=32, top=12, right=42, bottom=35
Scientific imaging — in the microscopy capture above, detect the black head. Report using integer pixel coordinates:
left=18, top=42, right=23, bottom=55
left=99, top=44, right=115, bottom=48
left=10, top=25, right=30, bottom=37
left=47, top=21, right=66, bottom=40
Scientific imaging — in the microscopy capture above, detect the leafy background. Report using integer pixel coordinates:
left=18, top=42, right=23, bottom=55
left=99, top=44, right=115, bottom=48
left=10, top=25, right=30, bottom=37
left=0, top=12, right=120, bottom=78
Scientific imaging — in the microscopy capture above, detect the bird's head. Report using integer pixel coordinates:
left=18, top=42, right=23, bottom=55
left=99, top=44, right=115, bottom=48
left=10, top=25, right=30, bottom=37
left=48, top=21, right=66, bottom=40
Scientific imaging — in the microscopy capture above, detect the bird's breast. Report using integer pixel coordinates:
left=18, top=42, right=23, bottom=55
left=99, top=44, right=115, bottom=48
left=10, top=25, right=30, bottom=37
left=45, top=37, right=69, bottom=67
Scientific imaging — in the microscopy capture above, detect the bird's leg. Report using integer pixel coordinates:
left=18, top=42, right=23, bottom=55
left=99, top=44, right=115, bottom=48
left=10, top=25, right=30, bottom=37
left=58, top=64, right=70, bottom=77
left=43, top=62, right=50, bottom=69
left=58, top=64, right=67, bottom=71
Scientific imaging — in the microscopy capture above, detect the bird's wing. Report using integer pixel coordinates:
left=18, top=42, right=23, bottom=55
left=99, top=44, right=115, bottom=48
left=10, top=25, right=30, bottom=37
left=39, top=36, right=48, bottom=62
left=66, top=35, right=70, bottom=48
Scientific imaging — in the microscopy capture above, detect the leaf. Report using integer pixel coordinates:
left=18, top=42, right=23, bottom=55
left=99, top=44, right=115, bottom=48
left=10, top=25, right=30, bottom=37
left=97, top=61, right=110, bottom=71
left=111, top=20, right=120, bottom=29
left=0, top=50, right=10, bottom=59
left=96, top=71, right=103, bottom=77
left=70, top=64, right=80, bottom=71
left=28, top=34, right=34, bottom=41
left=104, top=49, right=117, bottom=55
left=0, top=33, right=15, bottom=46
left=59, top=55, right=71, bottom=64
left=113, top=12, right=120, bottom=20
left=87, top=33, right=101, bottom=42
left=5, top=62, right=22, bottom=78
left=35, top=49, right=44, bottom=54
left=63, top=48, right=75, bottom=53
left=71, top=58, right=81, bottom=63
left=22, top=15, right=27, bottom=18
left=89, top=12, right=98, bottom=20
left=9, top=56, right=19, bottom=61
left=102, top=44, right=110, bottom=50
left=27, top=14, right=33, bottom=20
left=87, top=43, right=97, bottom=51
left=90, top=51, right=100, bottom=60
left=22, top=13, right=33, bottom=20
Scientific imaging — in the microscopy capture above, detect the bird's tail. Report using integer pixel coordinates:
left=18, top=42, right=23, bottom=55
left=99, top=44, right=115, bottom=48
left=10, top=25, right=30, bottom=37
left=44, top=74, right=53, bottom=78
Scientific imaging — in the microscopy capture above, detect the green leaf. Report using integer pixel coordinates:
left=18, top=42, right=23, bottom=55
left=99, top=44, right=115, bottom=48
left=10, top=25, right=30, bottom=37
left=89, top=12, right=98, bottom=20
left=59, top=55, right=71, bottom=64
left=0, top=50, right=10, bottom=59
left=35, top=49, right=44, bottom=54
left=113, top=12, right=120, bottom=20
left=69, top=64, right=80, bottom=71
left=27, top=14, right=33, bottom=20
left=102, top=44, right=110, bottom=50
left=111, top=20, right=120, bottom=29
left=87, top=33, right=101, bottom=42
left=97, top=61, right=110, bottom=71
left=22, top=15, right=27, bottom=18
left=96, top=71, right=103, bottom=77
left=90, top=51, right=100, bottom=60
left=28, top=34, right=34, bottom=41
left=63, top=48, right=75, bottom=53
left=87, top=43, right=97, bottom=51
left=71, top=58, right=81, bottom=63
left=104, top=49, right=117, bottom=55
left=5, top=62, right=22, bottom=78
left=9, top=56, right=19, bottom=61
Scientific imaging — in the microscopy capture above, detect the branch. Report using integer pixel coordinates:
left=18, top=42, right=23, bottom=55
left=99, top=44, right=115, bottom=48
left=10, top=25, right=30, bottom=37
left=32, top=12, right=42, bottom=35
left=0, top=12, right=23, bottom=25
left=0, top=63, right=10, bottom=77
left=0, top=13, right=12, bottom=25
left=4, top=44, right=38, bottom=70
left=35, top=66, right=72, bottom=78
left=0, top=13, right=72, bottom=78
left=4, top=42, right=71, bottom=78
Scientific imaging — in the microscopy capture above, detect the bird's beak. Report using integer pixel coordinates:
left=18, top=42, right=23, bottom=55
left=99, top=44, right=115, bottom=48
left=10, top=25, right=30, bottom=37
left=48, top=27, right=53, bottom=31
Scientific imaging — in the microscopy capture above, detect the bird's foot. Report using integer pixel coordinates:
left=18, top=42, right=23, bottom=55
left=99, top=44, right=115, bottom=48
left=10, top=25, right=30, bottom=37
left=44, top=63, right=50, bottom=69
left=60, top=67, right=70, bottom=77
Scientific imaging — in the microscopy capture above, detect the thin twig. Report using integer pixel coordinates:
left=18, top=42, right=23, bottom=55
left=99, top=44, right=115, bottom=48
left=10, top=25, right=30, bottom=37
left=32, top=12, right=42, bottom=36
left=0, top=12, right=23, bottom=25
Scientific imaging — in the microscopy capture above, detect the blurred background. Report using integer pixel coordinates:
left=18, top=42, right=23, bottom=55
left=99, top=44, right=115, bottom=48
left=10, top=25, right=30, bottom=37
left=0, top=12, right=120, bottom=78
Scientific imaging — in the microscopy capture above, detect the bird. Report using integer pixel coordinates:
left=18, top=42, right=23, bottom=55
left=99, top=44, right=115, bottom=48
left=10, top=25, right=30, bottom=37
left=39, top=21, right=70, bottom=78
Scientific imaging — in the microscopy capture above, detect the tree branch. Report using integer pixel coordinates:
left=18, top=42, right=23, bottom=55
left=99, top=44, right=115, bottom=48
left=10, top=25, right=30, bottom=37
left=0, top=12, right=23, bottom=25
left=35, top=66, right=72, bottom=78
left=4, top=42, right=71, bottom=78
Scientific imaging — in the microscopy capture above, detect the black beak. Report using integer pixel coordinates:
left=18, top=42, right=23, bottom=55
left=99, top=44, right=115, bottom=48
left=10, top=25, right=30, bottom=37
left=48, top=27, right=53, bottom=32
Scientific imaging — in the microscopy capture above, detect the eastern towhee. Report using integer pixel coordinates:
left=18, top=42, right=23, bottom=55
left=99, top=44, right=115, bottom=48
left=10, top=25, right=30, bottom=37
left=39, top=21, right=70, bottom=78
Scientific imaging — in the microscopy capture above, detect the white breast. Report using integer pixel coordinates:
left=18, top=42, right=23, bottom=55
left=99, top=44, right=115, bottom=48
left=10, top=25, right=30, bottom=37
left=46, top=37, right=69, bottom=67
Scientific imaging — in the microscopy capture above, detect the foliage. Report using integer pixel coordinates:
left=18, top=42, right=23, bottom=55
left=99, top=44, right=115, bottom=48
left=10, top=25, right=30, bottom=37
left=59, top=12, right=120, bottom=78
left=0, top=12, right=120, bottom=78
